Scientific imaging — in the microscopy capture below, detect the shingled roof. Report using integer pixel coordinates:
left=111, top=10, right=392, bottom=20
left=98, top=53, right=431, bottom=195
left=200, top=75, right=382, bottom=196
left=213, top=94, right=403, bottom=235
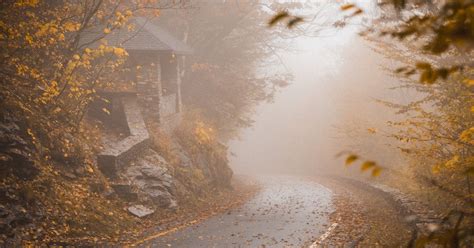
left=80, top=17, right=192, bottom=54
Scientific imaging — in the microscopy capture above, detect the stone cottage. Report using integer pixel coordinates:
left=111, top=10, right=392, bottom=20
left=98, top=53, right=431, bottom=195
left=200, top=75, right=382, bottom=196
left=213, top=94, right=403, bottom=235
left=85, top=17, right=192, bottom=130
left=82, top=17, right=193, bottom=210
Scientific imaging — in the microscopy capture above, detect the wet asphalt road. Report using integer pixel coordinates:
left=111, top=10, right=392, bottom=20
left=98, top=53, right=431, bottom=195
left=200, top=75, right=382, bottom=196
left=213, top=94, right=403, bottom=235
left=143, top=176, right=333, bottom=248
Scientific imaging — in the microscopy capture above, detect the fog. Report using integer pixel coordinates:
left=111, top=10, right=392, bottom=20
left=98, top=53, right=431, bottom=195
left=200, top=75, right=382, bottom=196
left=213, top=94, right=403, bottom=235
left=3, top=0, right=472, bottom=246
left=229, top=1, right=408, bottom=177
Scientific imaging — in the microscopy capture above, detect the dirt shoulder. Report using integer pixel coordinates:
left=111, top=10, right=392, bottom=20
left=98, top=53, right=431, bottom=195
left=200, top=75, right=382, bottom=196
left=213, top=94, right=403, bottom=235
left=315, top=176, right=414, bottom=247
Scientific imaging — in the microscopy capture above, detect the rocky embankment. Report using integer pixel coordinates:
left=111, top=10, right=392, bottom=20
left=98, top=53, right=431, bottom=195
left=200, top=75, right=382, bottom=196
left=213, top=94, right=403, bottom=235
left=0, top=96, right=235, bottom=245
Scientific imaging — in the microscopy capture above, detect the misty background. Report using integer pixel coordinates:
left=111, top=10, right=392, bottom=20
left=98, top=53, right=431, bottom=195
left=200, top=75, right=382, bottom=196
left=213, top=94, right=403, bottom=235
left=229, top=1, right=412, bottom=176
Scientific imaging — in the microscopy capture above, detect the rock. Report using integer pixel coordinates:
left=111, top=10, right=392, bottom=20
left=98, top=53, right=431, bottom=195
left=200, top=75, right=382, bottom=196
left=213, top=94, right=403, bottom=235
left=195, top=153, right=210, bottom=175
left=128, top=205, right=154, bottom=218
left=123, top=149, right=177, bottom=208
left=212, top=152, right=233, bottom=188
left=168, top=199, right=178, bottom=209
left=169, top=140, right=192, bottom=167
left=146, top=189, right=174, bottom=208
left=97, top=155, right=118, bottom=179
left=197, top=148, right=233, bottom=188
left=73, top=166, right=86, bottom=175
left=0, top=115, right=38, bottom=180
left=89, top=183, right=105, bottom=194
left=404, top=215, right=418, bottom=223
left=111, top=184, right=138, bottom=202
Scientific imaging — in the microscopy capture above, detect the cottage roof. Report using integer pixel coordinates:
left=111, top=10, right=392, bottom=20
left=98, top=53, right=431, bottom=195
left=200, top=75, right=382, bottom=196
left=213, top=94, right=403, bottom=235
left=80, top=17, right=192, bottom=54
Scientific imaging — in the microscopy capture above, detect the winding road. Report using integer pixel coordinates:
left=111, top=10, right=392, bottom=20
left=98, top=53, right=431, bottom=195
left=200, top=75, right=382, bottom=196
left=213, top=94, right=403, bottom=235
left=141, top=176, right=334, bottom=247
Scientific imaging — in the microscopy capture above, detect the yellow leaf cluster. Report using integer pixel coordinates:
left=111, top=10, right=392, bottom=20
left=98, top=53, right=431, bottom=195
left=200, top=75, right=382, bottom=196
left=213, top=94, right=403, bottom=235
left=14, top=0, right=39, bottom=7
left=445, top=155, right=460, bottom=169
left=113, top=47, right=128, bottom=57
left=459, top=127, right=474, bottom=145
left=344, top=154, right=383, bottom=177
left=64, top=22, right=80, bottom=32
left=194, top=121, right=215, bottom=144
left=367, top=127, right=377, bottom=134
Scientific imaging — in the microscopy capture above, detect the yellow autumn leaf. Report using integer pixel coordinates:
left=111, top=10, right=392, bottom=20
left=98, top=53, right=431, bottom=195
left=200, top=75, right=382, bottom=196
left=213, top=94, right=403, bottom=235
left=25, top=34, right=33, bottom=44
left=52, top=107, right=61, bottom=114
left=103, top=28, right=111, bottom=34
left=85, top=164, right=94, bottom=173
left=367, top=128, right=377, bottom=134
left=102, top=108, right=110, bottom=115
left=371, top=167, right=382, bottom=177
left=463, top=78, right=474, bottom=86
left=345, top=154, right=358, bottom=166
left=113, top=47, right=127, bottom=57
left=361, top=161, right=376, bottom=171
left=64, top=22, right=79, bottom=32
left=340, top=4, right=356, bottom=10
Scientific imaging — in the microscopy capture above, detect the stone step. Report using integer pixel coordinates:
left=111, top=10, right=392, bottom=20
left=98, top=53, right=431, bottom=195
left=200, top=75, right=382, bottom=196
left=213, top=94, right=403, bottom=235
left=97, top=96, right=151, bottom=179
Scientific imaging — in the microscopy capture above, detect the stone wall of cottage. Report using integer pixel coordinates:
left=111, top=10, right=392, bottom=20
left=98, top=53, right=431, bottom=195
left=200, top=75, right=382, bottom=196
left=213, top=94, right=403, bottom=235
left=133, top=51, right=162, bottom=123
